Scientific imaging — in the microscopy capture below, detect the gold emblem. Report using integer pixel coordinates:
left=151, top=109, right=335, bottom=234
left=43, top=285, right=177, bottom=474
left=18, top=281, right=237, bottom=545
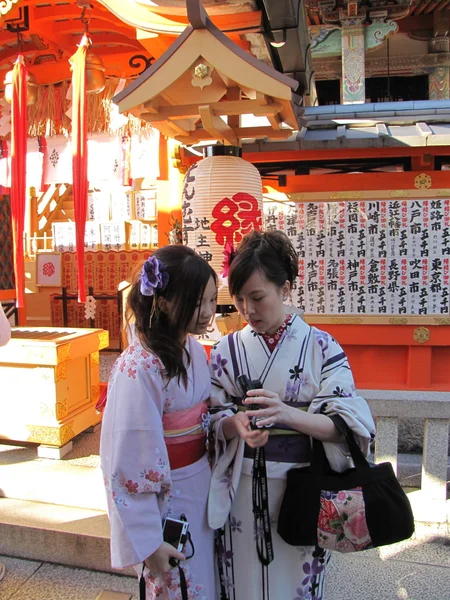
left=414, top=173, right=432, bottom=189
left=192, top=63, right=213, bottom=90
left=56, top=343, right=71, bottom=363
left=194, top=64, right=209, bottom=79
left=98, top=331, right=109, bottom=350
left=413, top=327, right=430, bottom=344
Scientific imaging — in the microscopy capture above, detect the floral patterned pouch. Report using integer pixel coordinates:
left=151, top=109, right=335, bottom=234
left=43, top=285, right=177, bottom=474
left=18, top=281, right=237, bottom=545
left=277, top=414, right=415, bottom=552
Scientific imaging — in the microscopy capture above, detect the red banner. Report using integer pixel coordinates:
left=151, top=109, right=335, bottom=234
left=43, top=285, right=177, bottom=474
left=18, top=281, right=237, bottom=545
left=10, top=55, right=27, bottom=308
left=70, top=36, right=89, bottom=303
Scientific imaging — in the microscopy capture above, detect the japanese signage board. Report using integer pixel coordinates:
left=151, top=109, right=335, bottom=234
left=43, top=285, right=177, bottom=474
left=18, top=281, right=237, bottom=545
left=265, top=199, right=450, bottom=315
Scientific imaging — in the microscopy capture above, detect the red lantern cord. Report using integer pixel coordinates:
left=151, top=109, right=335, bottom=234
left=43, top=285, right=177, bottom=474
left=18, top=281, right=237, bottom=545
left=10, top=54, right=27, bottom=308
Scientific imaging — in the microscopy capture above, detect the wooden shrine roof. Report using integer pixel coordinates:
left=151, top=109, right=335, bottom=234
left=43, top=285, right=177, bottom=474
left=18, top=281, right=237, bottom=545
left=113, top=0, right=302, bottom=145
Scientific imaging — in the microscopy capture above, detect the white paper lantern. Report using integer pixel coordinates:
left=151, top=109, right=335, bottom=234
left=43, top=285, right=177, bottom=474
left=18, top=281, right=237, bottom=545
left=182, top=147, right=263, bottom=304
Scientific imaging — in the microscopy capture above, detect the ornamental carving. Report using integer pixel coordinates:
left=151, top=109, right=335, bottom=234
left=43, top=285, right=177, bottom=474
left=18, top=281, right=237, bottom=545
left=330, top=317, right=363, bottom=324
left=55, top=363, right=67, bottom=382
left=26, top=422, right=74, bottom=446
left=56, top=343, right=71, bottom=363
left=39, top=403, right=55, bottom=419
left=434, top=317, right=450, bottom=325
left=330, top=191, right=363, bottom=200
left=389, top=190, right=409, bottom=198
left=414, top=173, right=432, bottom=190
left=0, top=0, right=19, bottom=16
left=98, top=331, right=109, bottom=349
left=90, top=351, right=100, bottom=366
left=56, top=399, right=68, bottom=421
left=413, top=327, right=430, bottom=344
left=314, top=53, right=450, bottom=81
left=389, top=317, right=408, bottom=325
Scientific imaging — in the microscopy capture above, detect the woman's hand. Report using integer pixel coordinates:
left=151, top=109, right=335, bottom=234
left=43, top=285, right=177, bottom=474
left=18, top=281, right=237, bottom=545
left=223, top=411, right=269, bottom=448
left=244, top=389, right=290, bottom=428
left=144, top=542, right=185, bottom=574
left=245, top=389, right=341, bottom=442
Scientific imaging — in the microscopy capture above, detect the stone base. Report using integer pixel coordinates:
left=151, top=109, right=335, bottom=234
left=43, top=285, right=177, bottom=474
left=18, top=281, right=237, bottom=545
left=86, top=423, right=102, bottom=434
left=37, top=441, right=73, bottom=460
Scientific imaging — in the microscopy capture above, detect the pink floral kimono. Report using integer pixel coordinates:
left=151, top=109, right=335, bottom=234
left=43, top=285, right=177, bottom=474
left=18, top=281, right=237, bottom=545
left=100, top=336, right=216, bottom=600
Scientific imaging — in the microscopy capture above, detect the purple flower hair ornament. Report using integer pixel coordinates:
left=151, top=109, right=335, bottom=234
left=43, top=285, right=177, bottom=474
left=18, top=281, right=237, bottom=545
left=140, top=256, right=169, bottom=297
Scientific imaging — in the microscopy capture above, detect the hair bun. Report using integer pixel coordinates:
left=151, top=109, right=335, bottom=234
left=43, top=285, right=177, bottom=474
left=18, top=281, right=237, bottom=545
left=235, top=230, right=299, bottom=282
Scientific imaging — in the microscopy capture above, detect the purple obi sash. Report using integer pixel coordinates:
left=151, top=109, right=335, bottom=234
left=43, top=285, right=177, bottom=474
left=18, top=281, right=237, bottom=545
left=243, top=431, right=311, bottom=463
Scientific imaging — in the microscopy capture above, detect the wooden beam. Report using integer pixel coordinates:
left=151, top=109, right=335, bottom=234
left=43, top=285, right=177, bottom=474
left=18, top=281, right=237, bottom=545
left=141, top=99, right=283, bottom=121
left=143, top=117, right=192, bottom=138
left=199, top=104, right=238, bottom=146
left=267, top=113, right=282, bottom=130
left=227, top=87, right=241, bottom=130
left=173, top=126, right=292, bottom=144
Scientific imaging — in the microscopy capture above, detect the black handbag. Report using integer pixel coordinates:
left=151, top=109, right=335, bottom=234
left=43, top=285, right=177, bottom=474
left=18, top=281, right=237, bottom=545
left=277, top=414, right=415, bottom=553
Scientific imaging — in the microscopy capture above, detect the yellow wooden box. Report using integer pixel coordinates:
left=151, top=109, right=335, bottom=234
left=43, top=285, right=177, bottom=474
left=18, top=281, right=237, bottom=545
left=0, top=327, right=109, bottom=448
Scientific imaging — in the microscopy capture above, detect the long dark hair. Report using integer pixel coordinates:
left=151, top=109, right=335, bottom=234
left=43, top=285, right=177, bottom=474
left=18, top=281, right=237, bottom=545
left=126, top=246, right=216, bottom=384
left=229, top=230, right=298, bottom=296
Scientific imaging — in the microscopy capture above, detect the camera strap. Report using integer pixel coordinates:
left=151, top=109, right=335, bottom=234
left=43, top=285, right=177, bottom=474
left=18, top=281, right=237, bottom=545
left=253, top=446, right=273, bottom=599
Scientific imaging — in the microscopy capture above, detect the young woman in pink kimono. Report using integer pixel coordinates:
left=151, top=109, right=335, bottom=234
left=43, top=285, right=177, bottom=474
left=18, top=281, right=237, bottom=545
left=208, top=231, right=375, bottom=600
left=100, top=246, right=218, bottom=600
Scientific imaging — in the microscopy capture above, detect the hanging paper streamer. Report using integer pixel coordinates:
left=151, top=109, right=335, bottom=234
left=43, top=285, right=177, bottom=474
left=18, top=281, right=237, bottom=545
left=10, top=55, right=27, bottom=308
left=70, top=36, right=89, bottom=303
left=84, top=295, right=97, bottom=320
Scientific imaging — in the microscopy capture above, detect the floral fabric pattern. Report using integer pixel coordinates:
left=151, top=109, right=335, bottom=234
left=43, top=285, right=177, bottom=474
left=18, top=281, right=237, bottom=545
left=208, top=314, right=375, bottom=599
left=100, top=337, right=216, bottom=598
left=145, top=563, right=207, bottom=600
left=317, top=487, right=373, bottom=553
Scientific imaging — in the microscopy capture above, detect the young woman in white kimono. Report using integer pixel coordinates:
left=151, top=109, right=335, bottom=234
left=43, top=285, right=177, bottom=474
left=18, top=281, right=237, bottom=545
left=100, top=246, right=218, bottom=600
left=208, top=231, right=376, bottom=600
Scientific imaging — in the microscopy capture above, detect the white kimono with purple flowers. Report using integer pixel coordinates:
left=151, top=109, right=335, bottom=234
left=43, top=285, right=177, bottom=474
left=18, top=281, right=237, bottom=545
left=100, top=336, right=216, bottom=600
left=208, top=314, right=375, bottom=600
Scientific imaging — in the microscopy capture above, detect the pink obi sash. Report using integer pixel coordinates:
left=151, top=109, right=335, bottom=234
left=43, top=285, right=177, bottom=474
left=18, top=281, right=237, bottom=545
left=163, top=400, right=208, bottom=469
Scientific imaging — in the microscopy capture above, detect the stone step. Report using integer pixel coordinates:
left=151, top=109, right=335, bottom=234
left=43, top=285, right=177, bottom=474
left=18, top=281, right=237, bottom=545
left=0, top=498, right=134, bottom=576
left=1, top=428, right=448, bottom=514
left=0, top=443, right=107, bottom=512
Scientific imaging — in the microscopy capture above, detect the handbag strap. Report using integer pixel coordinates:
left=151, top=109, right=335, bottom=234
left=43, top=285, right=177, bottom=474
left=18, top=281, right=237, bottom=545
left=252, top=446, right=274, bottom=566
left=311, top=413, right=371, bottom=474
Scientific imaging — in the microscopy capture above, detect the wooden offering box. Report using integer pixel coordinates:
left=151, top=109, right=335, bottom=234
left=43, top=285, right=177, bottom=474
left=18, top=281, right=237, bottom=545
left=0, top=327, right=109, bottom=451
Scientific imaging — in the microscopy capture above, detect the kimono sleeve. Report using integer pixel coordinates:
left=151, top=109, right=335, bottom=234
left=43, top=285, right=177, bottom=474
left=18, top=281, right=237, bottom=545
left=0, top=308, right=11, bottom=347
left=308, top=328, right=376, bottom=471
left=208, top=338, right=245, bottom=529
left=100, top=352, right=171, bottom=569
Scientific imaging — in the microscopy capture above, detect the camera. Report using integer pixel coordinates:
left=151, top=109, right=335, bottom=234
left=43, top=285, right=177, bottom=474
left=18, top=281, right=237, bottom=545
left=237, top=374, right=271, bottom=430
left=162, top=517, right=189, bottom=553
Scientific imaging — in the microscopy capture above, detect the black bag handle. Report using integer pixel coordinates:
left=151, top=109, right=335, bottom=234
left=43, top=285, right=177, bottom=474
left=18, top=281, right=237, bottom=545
left=311, top=411, right=371, bottom=474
